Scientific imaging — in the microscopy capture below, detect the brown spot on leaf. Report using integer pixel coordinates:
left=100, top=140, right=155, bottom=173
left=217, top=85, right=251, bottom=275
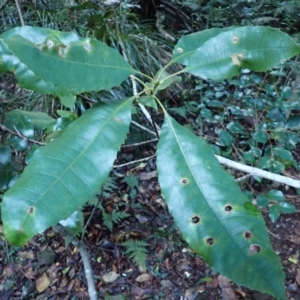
left=249, top=244, right=261, bottom=254
left=191, top=215, right=200, bottom=224
left=28, top=206, right=35, bottom=214
left=232, top=36, right=239, bottom=44
left=206, top=237, right=214, bottom=245
left=244, top=231, right=253, bottom=239
left=181, top=178, right=188, bottom=184
left=224, top=204, right=233, bottom=212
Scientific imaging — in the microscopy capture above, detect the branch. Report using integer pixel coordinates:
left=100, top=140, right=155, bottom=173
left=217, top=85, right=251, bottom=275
left=0, top=123, right=45, bottom=146
left=156, top=11, right=176, bottom=42
left=216, top=155, right=300, bottom=189
left=15, top=0, right=25, bottom=26
left=114, top=154, right=156, bottom=168
left=121, top=138, right=158, bottom=148
left=131, top=120, right=157, bottom=137
left=54, top=224, right=97, bottom=300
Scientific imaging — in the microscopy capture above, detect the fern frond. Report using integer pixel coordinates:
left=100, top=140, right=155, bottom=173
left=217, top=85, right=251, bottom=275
left=123, top=173, right=139, bottom=198
left=121, top=239, right=149, bottom=270
left=102, top=210, right=130, bottom=232
left=102, top=176, right=119, bottom=198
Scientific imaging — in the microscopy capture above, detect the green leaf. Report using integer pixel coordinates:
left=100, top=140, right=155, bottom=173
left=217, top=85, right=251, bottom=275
left=265, top=190, right=285, bottom=202
left=285, top=115, right=300, bottom=129
left=184, top=26, right=300, bottom=81
left=0, top=145, right=11, bottom=165
left=0, top=146, right=13, bottom=190
left=156, top=114, right=285, bottom=299
left=59, top=95, right=76, bottom=109
left=269, top=205, right=281, bottom=223
left=2, top=98, right=133, bottom=246
left=154, top=69, right=181, bottom=92
left=256, top=195, right=269, bottom=208
left=252, top=130, right=268, bottom=144
left=138, top=96, right=158, bottom=111
left=226, top=121, right=245, bottom=134
left=274, top=147, right=296, bottom=165
left=279, top=202, right=296, bottom=214
left=25, top=145, right=40, bottom=164
left=47, top=117, right=74, bottom=133
left=0, top=159, right=13, bottom=190
left=218, top=130, right=233, bottom=146
left=4, top=109, right=55, bottom=131
left=4, top=112, right=34, bottom=138
left=172, top=27, right=236, bottom=65
left=0, top=26, right=136, bottom=99
left=7, top=136, right=28, bottom=151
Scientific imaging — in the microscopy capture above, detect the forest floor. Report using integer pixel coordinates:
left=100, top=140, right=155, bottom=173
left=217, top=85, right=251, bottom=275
left=1, top=139, right=300, bottom=300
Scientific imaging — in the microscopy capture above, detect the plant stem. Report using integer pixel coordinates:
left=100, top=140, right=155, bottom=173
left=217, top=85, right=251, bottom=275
left=14, top=0, right=25, bottom=26
left=114, top=154, right=156, bottom=168
left=54, top=224, right=97, bottom=300
left=216, top=155, right=300, bottom=189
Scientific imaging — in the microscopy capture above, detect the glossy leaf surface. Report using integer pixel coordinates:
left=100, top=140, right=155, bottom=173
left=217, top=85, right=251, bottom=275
left=156, top=114, right=285, bottom=299
left=0, top=26, right=136, bottom=100
left=172, top=27, right=235, bottom=65
left=183, top=26, right=300, bottom=81
left=2, top=98, right=133, bottom=246
left=5, top=109, right=55, bottom=131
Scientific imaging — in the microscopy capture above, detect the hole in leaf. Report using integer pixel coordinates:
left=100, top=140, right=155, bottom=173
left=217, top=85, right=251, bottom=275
left=224, top=204, right=233, bottom=212
left=244, top=231, right=252, bottom=239
left=232, top=36, right=239, bottom=44
left=191, top=215, right=200, bottom=224
left=249, top=244, right=261, bottom=255
left=181, top=178, right=188, bottom=184
left=46, top=40, right=54, bottom=49
left=177, top=47, right=183, bottom=53
left=27, top=206, right=35, bottom=214
left=206, top=237, right=214, bottom=245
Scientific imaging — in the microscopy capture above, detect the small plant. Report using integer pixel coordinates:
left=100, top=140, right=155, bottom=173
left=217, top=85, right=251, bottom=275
left=1, top=25, right=300, bottom=299
left=257, top=189, right=296, bottom=222
left=121, top=239, right=149, bottom=271
left=100, top=207, right=130, bottom=232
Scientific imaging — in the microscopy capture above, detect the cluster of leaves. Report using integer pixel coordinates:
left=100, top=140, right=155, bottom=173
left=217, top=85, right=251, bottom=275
left=182, top=0, right=300, bottom=33
left=1, top=1, right=300, bottom=298
left=1, top=24, right=298, bottom=300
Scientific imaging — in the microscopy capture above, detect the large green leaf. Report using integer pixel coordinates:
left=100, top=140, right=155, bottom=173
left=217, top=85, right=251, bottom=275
left=171, top=27, right=236, bottom=65
left=156, top=114, right=285, bottom=299
left=0, top=26, right=136, bottom=100
left=183, top=26, right=300, bottom=81
left=2, top=98, right=133, bottom=246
